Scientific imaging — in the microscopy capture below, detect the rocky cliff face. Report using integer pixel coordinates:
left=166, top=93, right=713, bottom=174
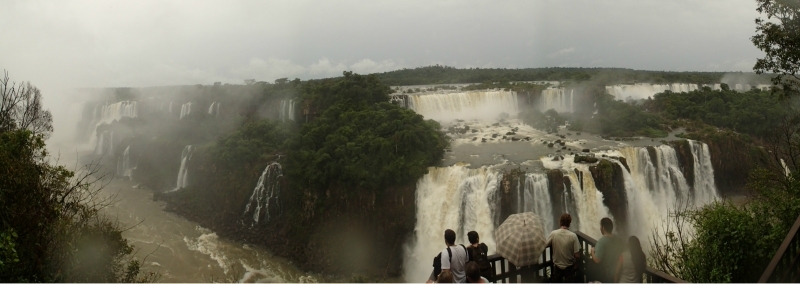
left=589, top=159, right=629, bottom=234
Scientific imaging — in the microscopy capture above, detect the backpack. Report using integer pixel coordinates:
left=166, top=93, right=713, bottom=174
left=467, top=243, right=494, bottom=279
left=432, top=244, right=469, bottom=279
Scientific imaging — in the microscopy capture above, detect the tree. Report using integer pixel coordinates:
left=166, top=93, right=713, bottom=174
left=752, top=0, right=800, bottom=95
left=0, top=71, right=53, bottom=138
left=0, top=73, right=155, bottom=282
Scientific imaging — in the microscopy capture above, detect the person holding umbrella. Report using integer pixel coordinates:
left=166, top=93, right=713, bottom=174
left=546, top=213, right=581, bottom=283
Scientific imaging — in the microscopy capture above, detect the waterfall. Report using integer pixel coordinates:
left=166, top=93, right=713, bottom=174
left=605, top=83, right=702, bottom=101
left=94, top=130, right=113, bottom=155
left=403, top=165, right=500, bottom=282
left=565, top=168, right=611, bottom=238
left=614, top=140, right=719, bottom=247
left=88, top=101, right=137, bottom=151
left=208, top=102, right=220, bottom=116
left=242, top=162, right=283, bottom=225
left=781, top=159, right=792, bottom=177
left=279, top=100, right=295, bottom=122
left=540, top=88, right=574, bottom=113
left=169, top=101, right=174, bottom=113
left=688, top=140, right=719, bottom=205
left=117, top=145, right=136, bottom=179
left=521, top=173, right=554, bottom=231
left=406, top=90, right=519, bottom=122
left=180, top=102, right=193, bottom=119
left=175, top=145, right=193, bottom=190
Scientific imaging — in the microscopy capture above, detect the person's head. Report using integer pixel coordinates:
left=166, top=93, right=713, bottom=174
left=465, top=261, right=481, bottom=283
left=628, top=236, right=646, bottom=274
left=559, top=213, right=572, bottom=228
left=444, top=229, right=456, bottom=246
left=600, top=217, right=614, bottom=234
left=437, top=269, right=454, bottom=283
left=467, top=231, right=479, bottom=245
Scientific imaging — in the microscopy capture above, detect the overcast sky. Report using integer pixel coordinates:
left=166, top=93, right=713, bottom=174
left=0, top=0, right=766, bottom=90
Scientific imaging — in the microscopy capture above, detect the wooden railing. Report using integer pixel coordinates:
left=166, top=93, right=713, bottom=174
left=759, top=213, right=800, bottom=283
left=485, top=230, right=685, bottom=283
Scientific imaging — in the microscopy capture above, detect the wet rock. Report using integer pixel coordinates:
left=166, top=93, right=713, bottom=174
left=471, top=129, right=478, bottom=133
left=472, top=137, right=477, bottom=141
left=506, top=131, right=516, bottom=135
left=492, top=133, right=498, bottom=138
left=548, top=143, right=554, bottom=148
left=511, top=137, right=520, bottom=141
left=582, top=149, right=590, bottom=153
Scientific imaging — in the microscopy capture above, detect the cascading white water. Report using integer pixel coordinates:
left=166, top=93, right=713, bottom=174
left=88, top=101, right=137, bottom=152
left=117, top=145, right=136, bottom=179
left=169, top=101, right=174, bottom=113
left=406, top=90, right=519, bottom=122
left=521, top=173, right=554, bottom=231
left=540, top=88, right=574, bottom=113
left=208, top=102, right=220, bottom=116
left=605, top=83, right=704, bottom=101
left=688, top=140, right=718, bottom=205
left=565, top=167, right=611, bottom=238
left=175, top=145, right=193, bottom=190
left=242, top=162, right=283, bottom=224
left=614, top=140, right=719, bottom=246
left=403, top=165, right=499, bottom=283
left=279, top=100, right=295, bottom=122
left=781, top=159, right=792, bottom=177
left=180, top=102, right=193, bottom=119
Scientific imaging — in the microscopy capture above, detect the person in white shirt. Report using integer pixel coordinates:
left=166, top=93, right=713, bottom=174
left=437, top=229, right=469, bottom=283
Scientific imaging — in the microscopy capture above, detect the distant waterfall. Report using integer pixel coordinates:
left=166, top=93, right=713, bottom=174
left=406, top=90, right=518, bottom=122
left=279, top=100, right=295, bottom=122
left=242, top=162, right=283, bottom=224
left=169, top=101, right=174, bottom=113
left=403, top=165, right=500, bottom=282
left=175, top=145, right=193, bottom=190
left=605, top=83, right=773, bottom=101
left=180, top=102, right=193, bottom=119
left=208, top=102, right=220, bottom=117
left=117, top=145, right=136, bottom=179
left=540, top=88, right=574, bottom=113
left=521, top=173, right=554, bottom=231
left=94, top=130, right=113, bottom=155
left=88, top=101, right=137, bottom=151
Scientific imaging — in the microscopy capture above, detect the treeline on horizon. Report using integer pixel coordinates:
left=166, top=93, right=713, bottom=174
left=372, top=65, right=773, bottom=86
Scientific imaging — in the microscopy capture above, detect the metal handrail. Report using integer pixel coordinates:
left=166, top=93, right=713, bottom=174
left=758, top=213, right=800, bottom=283
left=484, top=230, right=685, bottom=283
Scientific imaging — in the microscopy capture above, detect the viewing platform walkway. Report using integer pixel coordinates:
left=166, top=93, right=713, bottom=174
left=486, top=231, right=685, bottom=283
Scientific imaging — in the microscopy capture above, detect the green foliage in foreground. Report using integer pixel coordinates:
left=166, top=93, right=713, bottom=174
left=287, top=72, right=447, bottom=191
left=651, top=167, right=800, bottom=282
left=0, top=130, right=156, bottom=282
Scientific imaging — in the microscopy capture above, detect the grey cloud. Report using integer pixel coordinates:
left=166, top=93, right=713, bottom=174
left=0, top=0, right=766, bottom=92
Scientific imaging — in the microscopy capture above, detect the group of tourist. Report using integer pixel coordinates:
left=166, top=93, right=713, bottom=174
left=548, top=213, right=647, bottom=283
left=427, top=213, right=646, bottom=283
left=427, top=230, right=493, bottom=283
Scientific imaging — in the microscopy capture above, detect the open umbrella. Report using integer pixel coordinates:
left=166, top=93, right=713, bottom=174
left=495, top=212, right=547, bottom=267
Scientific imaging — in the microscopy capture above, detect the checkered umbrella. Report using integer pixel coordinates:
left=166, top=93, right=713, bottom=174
left=495, top=212, right=547, bottom=267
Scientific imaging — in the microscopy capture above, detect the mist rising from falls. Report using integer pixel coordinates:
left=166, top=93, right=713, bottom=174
left=406, top=90, right=518, bottom=122
left=175, top=145, right=193, bottom=190
left=404, top=165, right=499, bottom=283
left=243, top=162, right=283, bottom=225
left=279, top=100, right=295, bottom=122
left=180, top=102, right=193, bottom=119
left=540, top=88, right=574, bottom=113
